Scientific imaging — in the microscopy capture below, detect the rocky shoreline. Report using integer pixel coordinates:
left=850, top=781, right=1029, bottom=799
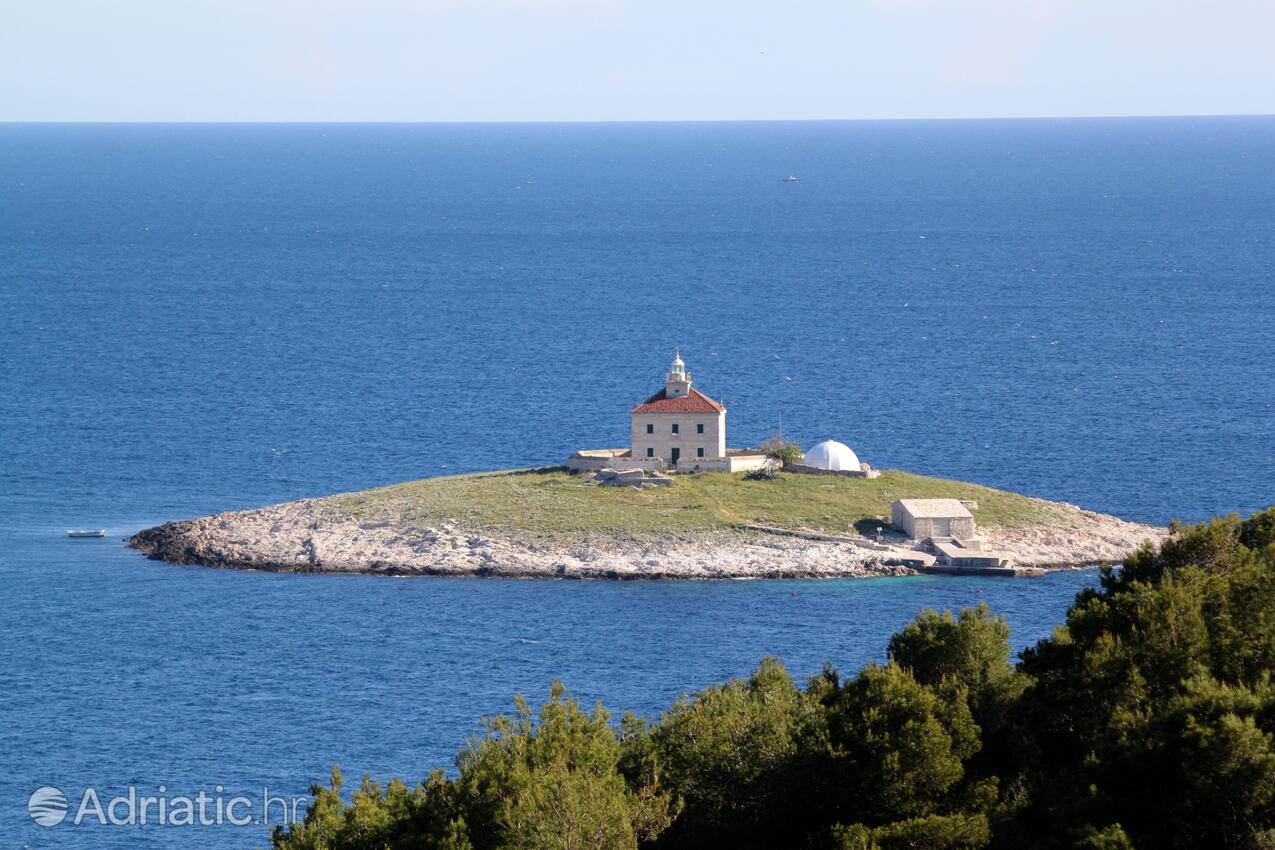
left=128, top=494, right=1166, bottom=580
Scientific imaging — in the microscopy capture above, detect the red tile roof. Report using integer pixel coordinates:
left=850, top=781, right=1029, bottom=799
left=631, top=387, right=726, bottom=414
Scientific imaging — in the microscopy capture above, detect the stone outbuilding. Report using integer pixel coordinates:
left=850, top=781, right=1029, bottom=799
left=891, top=499, right=976, bottom=541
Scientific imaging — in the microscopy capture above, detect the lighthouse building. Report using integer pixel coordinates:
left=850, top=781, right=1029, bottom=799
left=566, top=352, right=774, bottom=474
left=629, top=352, right=727, bottom=467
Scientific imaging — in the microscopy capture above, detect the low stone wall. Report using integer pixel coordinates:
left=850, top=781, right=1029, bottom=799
left=729, top=454, right=778, bottom=472
left=784, top=463, right=879, bottom=479
left=593, top=468, right=674, bottom=487
left=681, top=454, right=777, bottom=473
left=566, top=451, right=666, bottom=473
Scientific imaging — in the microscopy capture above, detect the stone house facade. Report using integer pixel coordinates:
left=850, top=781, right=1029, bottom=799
left=891, top=499, right=977, bottom=541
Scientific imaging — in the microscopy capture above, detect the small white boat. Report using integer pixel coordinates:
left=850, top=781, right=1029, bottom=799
left=783, top=175, right=800, bottom=182
left=67, top=529, right=106, bottom=538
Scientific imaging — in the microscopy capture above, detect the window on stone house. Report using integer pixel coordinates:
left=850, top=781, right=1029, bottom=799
left=697, top=423, right=704, bottom=434
left=646, top=447, right=654, bottom=458
left=646, top=423, right=653, bottom=434
left=697, top=447, right=705, bottom=457
left=672, top=423, right=679, bottom=434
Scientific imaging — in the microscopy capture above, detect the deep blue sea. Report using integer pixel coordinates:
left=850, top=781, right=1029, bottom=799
left=2, top=118, right=1273, bottom=847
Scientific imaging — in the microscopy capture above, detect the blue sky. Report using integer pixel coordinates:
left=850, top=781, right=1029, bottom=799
left=2, top=0, right=1273, bottom=121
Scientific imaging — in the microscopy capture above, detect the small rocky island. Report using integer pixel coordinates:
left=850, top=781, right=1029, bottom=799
left=128, top=467, right=1164, bottom=579
left=131, top=356, right=1165, bottom=579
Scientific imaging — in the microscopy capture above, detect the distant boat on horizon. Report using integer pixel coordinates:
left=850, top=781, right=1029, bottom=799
left=783, top=175, right=800, bottom=182
left=67, top=529, right=106, bottom=538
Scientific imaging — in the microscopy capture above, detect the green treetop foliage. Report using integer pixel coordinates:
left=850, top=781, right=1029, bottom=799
left=640, top=656, right=814, bottom=848
left=887, top=603, right=1023, bottom=730
left=1014, top=508, right=1275, bottom=849
left=272, top=506, right=1275, bottom=850
left=810, top=661, right=992, bottom=843
left=274, top=683, right=673, bottom=850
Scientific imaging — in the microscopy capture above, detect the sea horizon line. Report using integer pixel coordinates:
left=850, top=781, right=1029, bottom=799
left=1, top=112, right=1273, bottom=127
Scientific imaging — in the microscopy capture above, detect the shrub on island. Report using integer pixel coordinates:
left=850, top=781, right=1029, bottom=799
left=759, top=434, right=805, bottom=466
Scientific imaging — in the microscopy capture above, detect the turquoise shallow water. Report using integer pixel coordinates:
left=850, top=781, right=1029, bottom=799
left=1, top=118, right=1273, bottom=847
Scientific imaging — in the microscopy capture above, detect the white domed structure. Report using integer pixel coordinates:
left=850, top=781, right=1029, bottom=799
left=803, top=440, right=860, bottom=471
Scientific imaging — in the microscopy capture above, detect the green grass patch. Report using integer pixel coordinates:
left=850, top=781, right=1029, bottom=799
left=321, top=467, right=1067, bottom=539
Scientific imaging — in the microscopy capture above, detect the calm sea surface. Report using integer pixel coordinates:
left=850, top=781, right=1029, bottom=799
left=2, top=119, right=1273, bottom=847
